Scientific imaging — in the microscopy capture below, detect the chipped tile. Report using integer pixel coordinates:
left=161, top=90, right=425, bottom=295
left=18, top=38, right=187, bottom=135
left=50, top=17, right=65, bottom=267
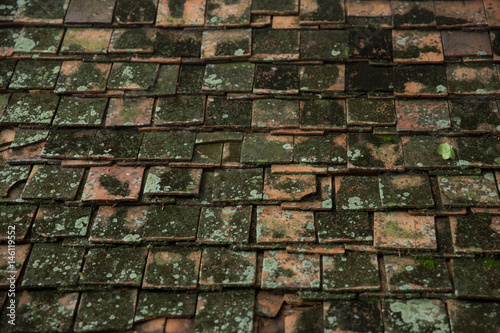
left=0, top=165, right=30, bottom=197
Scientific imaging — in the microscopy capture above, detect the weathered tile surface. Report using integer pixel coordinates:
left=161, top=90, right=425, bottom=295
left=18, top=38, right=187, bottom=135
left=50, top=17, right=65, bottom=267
left=82, top=166, right=144, bottom=201
left=261, top=250, right=320, bottom=289
left=256, top=205, right=315, bottom=243
left=197, top=206, right=252, bottom=243
left=323, top=253, right=380, bottom=291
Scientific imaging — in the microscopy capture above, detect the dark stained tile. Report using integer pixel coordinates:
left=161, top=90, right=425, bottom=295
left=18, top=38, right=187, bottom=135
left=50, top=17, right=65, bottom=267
left=252, top=0, right=297, bottom=14
left=346, top=62, right=393, bottom=91
left=254, top=64, right=299, bottom=94
left=143, top=167, right=202, bottom=196
left=261, top=250, right=320, bottom=289
left=33, top=205, right=91, bottom=238
left=16, top=0, right=68, bottom=24
left=347, top=98, right=396, bottom=126
left=335, top=175, right=382, bottom=211
left=143, top=205, right=199, bottom=241
left=0, top=205, right=37, bottom=241
left=109, top=28, right=156, bottom=53
left=294, top=134, right=346, bottom=164
left=285, top=307, right=323, bottom=333
left=449, top=99, right=500, bottom=134
left=446, top=63, right=500, bottom=95
left=299, top=99, right=346, bottom=130
left=323, top=253, right=380, bottom=292
left=107, top=62, right=159, bottom=90
left=41, top=130, right=96, bottom=159
left=177, top=65, right=205, bottom=94
left=252, top=99, right=299, bottom=129
left=197, top=206, right=252, bottom=244
left=9, top=60, right=61, bottom=89
left=65, top=0, right=116, bottom=23
left=391, top=1, right=436, bottom=28
left=89, top=205, right=147, bottom=243
left=89, top=130, right=143, bottom=160
left=394, top=65, right=447, bottom=97
left=379, top=173, right=434, bottom=208
left=300, top=0, right=345, bottom=24
left=347, top=133, right=404, bottom=171
left=437, top=174, right=500, bottom=207
left=156, top=30, right=202, bottom=58
left=450, top=213, right=500, bottom=253
left=205, top=96, right=252, bottom=128
left=210, top=168, right=264, bottom=202
left=393, top=30, right=444, bottom=63
left=114, top=0, right=158, bottom=24
left=0, top=165, right=30, bottom=197
left=139, top=132, right=195, bottom=161
left=434, top=0, right=487, bottom=28
left=134, top=292, right=197, bottom=322
left=252, top=29, right=299, bottom=61
left=402, top=136, right=459, bottom=169
left=1, top=93, right=59, bottom=126
left=324, top=300, right=383, bottom=333
left=154, top=96, right=205, bottom=126
left=396, top=99, right=451, bottom=131
left=348, top=28, right=392, bottom=59
left=300, top=30, right=348, bottom=61
left=240, top=133, right=293, bottom=164
left=156, top=0, right=206, bottom=26
left=317, top=211, right=372, bottom=243
left=300, top=64, right=345, bottom=92
left=447, top=300, right=500, bottom=332
left=442, top=31, right=492, bottom=57
left=22, top=165, right=84, bottom=200
left=205, top=0, right=251, bottom=26
left=452, top=257, right=500, bottom=298
left=202, top=62, right=255, bottom=92
left=55, top=61, right=111, bottom=93
left=201, top=29, right=251, bottom=60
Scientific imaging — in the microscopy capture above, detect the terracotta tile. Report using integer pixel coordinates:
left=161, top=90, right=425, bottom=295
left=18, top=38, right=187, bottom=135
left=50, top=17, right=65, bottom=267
left=0, top=244, right=30, bottom=286
left=197, top=206, right=252, bottom=243
left=250, top=14, right=271, bottom=27
left=450, top=213, right=500, bottom=253
left=109, top=28, right=156, bottom=53
left=9, top=291, right=78, bottom=332
left=285, top=307, right=323, bottom=333
left=156, top=30, right=202, bottom=58
left=299, top=100, right=346, bottom=130
left=346, top=62, right=393, bottom=91
left=108, top=62, right=159, bottom=90
left=154, top=95, right=204, bottom=126
left=80, top=246, right=147, bottom=286
left=61, top=28, right=112, bottom=53
left=65, top=0, right=115, bottom=23
left=347, top=98, right=396, bottom=126
left=434, top=0, right=487, bottom=28
left=105, top=98, right=153, bottom=127
left=447, top=300, right=500, bottom=332
left=323, top=253, right=380, bottom=291
left=347, top=0, right=391, bottom=17
left=252, top=29, right=299, bottom=61
left=114, top=0, right=158, bottom=24
left=261, top=250, right=320, bottom=289
left=335, top=175, right=382, bottom=211
left=22, top=165, right=84, bottom=200
left=391, top=1, right=436, bottom=27
left=446, top=63, right=500, bottom=95
left=256, top=205, right=315, bottom=243
left=300, top=0, right=345, bottom=24
left=89, top=206, right=148, bottom=243
left=53, top=97, right=107, bottom=127
left=347, top=133, right=404, bottom=171
left=452, top=257, right=500, bottom=298
left=55, top=61, right=111, bottom=93
left=210, top=168, right=264, bottom=202
left=272, top=15, right=300, bottom=29
left=143, top=205, right=200, bottom=241
left=263, top=171, right=316, bottom=201
left=402, top=136, right=458, bottom=169
left=257, top=317, right=285, bottom=333
left=394, top=65, right=448, bottom=97
left=9, top=60, right=60, bottom=89
left=0, top=205, right=37, bottom=241
left=281, top=176, right=332, bottom=211
left=139, top=132, right=196, bottom=161
left=201, top=29, right=251, bottom=60
left=199, top=247, right=256, bottom=288
left=13, top=27, right=63, bottom=53
left=382, top=299, right=449, bottom=332
left=384, top=255, right=452, bottom=292
left=0, top=28, right=19, bottom=57
left=300, top=64, right=344, bottom=92
left=294, top=134, right=346, bottom=165
left=456, top=137, right=500, bottom=167
left=393, top=30, right=444, bottom=63
left=0, top=165, right=30, bottom=197
left=449, top=99, right=500, bottom=133
left=252, top=99, right=299, bottom=128
left=0, top=0, right=19, bottom=21
left=156, top=0, right=205, bottom=26
left=324, top=300, right=383, bottom=333
left=252, top=0, right=298, bottom=14
left=317, top=211, right=372, bottom=243
left=7, top=129, right=49, bottom=164
left=22, top=243, right=84, bottom=287
left=348, top=28, right=392, bottom=60
left=194, top=290, right=255, bottom=332
left=143, top=247, right=201, bottom=289
left=15, top=0, right=69, bottom=24
left=374, top=211, right=437, bottom=250
left=442, top=31, right=491, bottom=57
left=75, top=290, right=137, bottom=332
left=255, top=291, right=284, bottom=317
left=143, top=167, right=202, bottom=196
left=396, top=99, right=451, bottom=131
left=32, top=205, right=90, bottom=238
left=254, top=64, right=299, bottom=94
left=485, top=0, right=500, bottom=27
left=241, top=133, right=293, bottom=164
left=135, top=292, right=197, bottom=321
left=89, top=130, right=143, bottom=160
left=379, top=173, right=434, bottom=208
left=41, top=129, right=95, bottom=159
left=205, top=0, right=251, bottom=26
left=1, top=93, right=59, bottom=126
left=206, top=96, right=252, bottom=128
left=82, top=166, right=144, bottom=201
left=202, top=62, right=255, bottom=92
left=300, top=30, right=349, bottom=60
left=437, top=174, right=500, bottom=207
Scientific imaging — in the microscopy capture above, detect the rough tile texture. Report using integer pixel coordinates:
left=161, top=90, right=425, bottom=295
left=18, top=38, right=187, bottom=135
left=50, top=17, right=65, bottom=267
left=1, top=1, right=499, bottom=330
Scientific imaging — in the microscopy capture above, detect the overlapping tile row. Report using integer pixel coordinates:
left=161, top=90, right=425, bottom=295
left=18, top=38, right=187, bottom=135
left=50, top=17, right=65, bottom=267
left=1, top=0, right=500, bottom=332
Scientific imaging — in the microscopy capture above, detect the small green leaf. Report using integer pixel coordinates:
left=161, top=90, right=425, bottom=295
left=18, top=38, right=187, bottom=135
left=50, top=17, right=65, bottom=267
left=438, top=143, right=455, bottom=160
left=437, top=143, right=451, bottom=155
